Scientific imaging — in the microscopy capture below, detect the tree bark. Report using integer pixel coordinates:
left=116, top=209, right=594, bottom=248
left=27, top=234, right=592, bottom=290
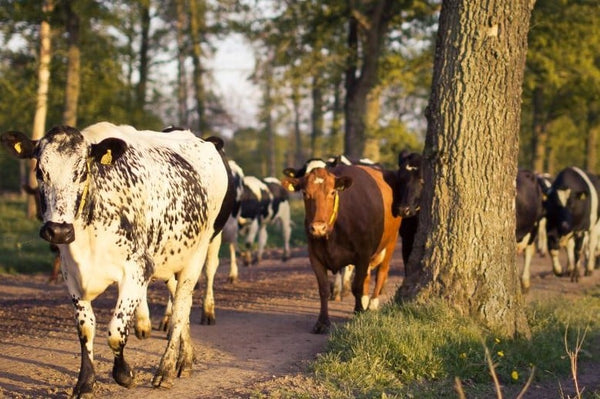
left=344, top=0, right=393, bottom=159
left=586, top=104, right=599, bottom=173
left=292, top=85, right=303, bottom=167
left=62, top=0, right=80, bottom=127
left=397, top=0, right=534, bottom=338
left=175, top=0, right=189, bottom=127
left=189, top=0, right=206, bottom=133
left=311, top=75, right=324, bottom=158
left=136, top=0, right=150, bottom=110
left=531, top=85, right=547, bottom=172
left=28, top=0, right=54, bottom=219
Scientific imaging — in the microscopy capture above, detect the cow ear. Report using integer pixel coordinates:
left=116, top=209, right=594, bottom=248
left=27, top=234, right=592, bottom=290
left=205, top=136, right=224, bottom=151
left=1, top=131, right=37, bottom=159
left=282, top=167, right=298, bottom=177
left=90, top=138, right=127, bottom=165
left=281, top=177, right=302, bottom=192
left=577, top=191, right=588, bottom=200
left=335, top=176, right=353, bottom=191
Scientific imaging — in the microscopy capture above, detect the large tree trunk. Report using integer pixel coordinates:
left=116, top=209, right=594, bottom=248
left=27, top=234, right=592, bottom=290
left=62, top=0, right=80, bottom=127
left=329, top=75, right=344, bottom=155
left=363, top=86, right=381, bottom=162
left=344, top=0, right=393, bottom=159
left=28, top=0, right=54, bottom=218
left=396, top=0, right=534, bottom=338
left=189, top=0, right=206, bottom=133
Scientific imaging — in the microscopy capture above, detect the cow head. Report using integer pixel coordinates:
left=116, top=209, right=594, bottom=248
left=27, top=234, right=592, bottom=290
left=1, top=126, right=127, bottom=244
left=396, top=151, right=423, bottom=218
left=282, top=168, right=352, bottom=238
left=544, top=168, right=593, bottom=250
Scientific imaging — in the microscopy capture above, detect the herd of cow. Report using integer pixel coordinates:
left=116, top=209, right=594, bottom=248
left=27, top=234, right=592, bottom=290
left=1, top=121, right=598, bottom=396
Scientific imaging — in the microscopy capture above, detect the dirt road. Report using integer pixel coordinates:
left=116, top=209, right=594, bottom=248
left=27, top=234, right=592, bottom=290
left=0, top=246, right=598, bottom=398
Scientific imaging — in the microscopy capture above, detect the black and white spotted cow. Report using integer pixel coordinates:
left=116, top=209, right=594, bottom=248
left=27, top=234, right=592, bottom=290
left=221, top=160, right=246, bottom=282
left=238, top=175, right=292, bottom=265
left=544, top=166, right=600, bottom=281
left=535, top=173, right=553, bottom=257
left=0, top=122, right=234, bottom=395
left=516, top=169, right=545, bottom=291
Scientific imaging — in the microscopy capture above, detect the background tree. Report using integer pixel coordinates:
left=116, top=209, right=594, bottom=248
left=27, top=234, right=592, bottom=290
left=26, top=0, right=54, bottom=218
left=397, top=0, right=534, bottom=338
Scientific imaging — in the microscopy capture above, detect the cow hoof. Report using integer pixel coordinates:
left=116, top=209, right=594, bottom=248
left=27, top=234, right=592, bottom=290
left=152, top=372, right=174, bottom=389
left=200, top=313, right=216, bottom=325
left=113, top=359, right=135, bottom=388
left=158, top=317, right=170, bottom=332
left=71, top=379, right=95, bottom=399
left=311, top=321, right=330, bottom=334
left=585, top=269, right=593, bottom=277
left=227, top=275, right=237, bottom=284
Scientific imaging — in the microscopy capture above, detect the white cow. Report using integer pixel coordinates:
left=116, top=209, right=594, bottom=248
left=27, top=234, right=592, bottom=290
left=1, top=122, right=234, bottom=395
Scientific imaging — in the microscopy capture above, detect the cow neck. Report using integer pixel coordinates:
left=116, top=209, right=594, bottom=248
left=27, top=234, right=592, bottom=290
left=75, top=158, right=92, bottom=219
left=328, top=191, right=340, bottom=226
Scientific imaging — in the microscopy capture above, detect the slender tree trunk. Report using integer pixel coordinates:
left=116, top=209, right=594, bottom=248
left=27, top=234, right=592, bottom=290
left=586, top=105, right=599, bottom=173
left=344, top=0, right=393, bottom=159
left=531, top=85, right=547, bottom=172
left=136, top=0, right=150, bottom=111
left=28, top=0, right=54, bottom=219
left=292, top=85, right=303, bottom=166
left=329, top=76, right=343, bottom=155
left=175, top=0, right=189, bottom=127
left=189, top=0, right=206, bottom=132
left=363, top=86, right=381, bottom=162
left=397, top=0, right=534, bottom=338
left=62, top=0, right=80, bottom=127
left=311, top=75, right=324, bottom=158
left=261, top=62, right=276, bottom=176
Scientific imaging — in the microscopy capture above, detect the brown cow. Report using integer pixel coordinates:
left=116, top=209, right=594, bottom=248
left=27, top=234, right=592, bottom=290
left=282, top=164, right=402, bottom=333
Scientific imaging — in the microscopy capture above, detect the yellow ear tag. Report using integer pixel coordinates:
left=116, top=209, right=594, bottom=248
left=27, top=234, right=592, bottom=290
left=13, top=142, right=22, bottom=154
left=100, top=149, right=112, bottom=165
left=286, top=183, right=295, bottom=192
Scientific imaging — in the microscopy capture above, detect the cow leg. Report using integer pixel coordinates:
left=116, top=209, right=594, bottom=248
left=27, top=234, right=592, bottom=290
left=159, top=277, right=177, bottom=333
left=242, top=219, right=259, bottom=266
left=585, top=229, right=598, bottom=276
left=369, top=248, right=395, bottom=310
left=566, top=237, right=576, bottom=275
left=153, top=247, right=208, bottom=388
left=521, top=243, right=536, bottom=293
left=571, top=236, right=585, bottom=283
left=309, top=256, right=331, bottom=334
left=352, top=263, right=369, bottom=313
left=201, top=233, right=222, bottom=325
left=279, top=202, right=292, bottom=261
left=71, top=297, right=97, bottom=397
left=134, top=287, right=152, bottom=339
left=330, top=269, right=343, bottom=301
left=228, top=242, right=239, bottom=283
left=48, top=254, right=61, bottom=283
left=342, top=265, right=354, bottom=297
left=537, top=218, right=548, bottom=257
left=107, top=273, right=148, bottom=388
left=256, top=223, right=268, bottom=264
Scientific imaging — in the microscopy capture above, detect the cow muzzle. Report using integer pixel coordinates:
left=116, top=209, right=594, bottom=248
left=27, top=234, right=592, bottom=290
left=397, top=205, right=419, bottom=218
left=40, top=221, right=75, bottom=244
left=309, top=222, right=329, bottom=238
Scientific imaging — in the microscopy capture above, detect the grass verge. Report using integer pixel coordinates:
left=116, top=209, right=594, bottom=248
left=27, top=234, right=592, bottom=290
left=256, top=294, right=600, bottom=398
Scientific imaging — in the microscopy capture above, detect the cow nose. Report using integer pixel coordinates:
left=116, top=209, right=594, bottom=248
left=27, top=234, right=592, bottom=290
left=40, top=222, right=75, bottom=244
left=559, top=221, right=571, bottom=235
left=309, top=222, right=328, bottom=237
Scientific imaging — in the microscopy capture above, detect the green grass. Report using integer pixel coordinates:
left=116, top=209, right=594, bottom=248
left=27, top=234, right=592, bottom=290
left=0, top=196, right=54, bottom=274
left=268, top=296, right=600, bottom=399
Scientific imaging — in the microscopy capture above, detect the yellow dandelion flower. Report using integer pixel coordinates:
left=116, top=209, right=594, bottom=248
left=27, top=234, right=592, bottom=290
left=495, top=338, right=501, bottom=344
left=497, top=351, right=504, bottom=357
left=511, top=370, right=519, bottom=380
left=459, top=352, right=467, bottom=359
